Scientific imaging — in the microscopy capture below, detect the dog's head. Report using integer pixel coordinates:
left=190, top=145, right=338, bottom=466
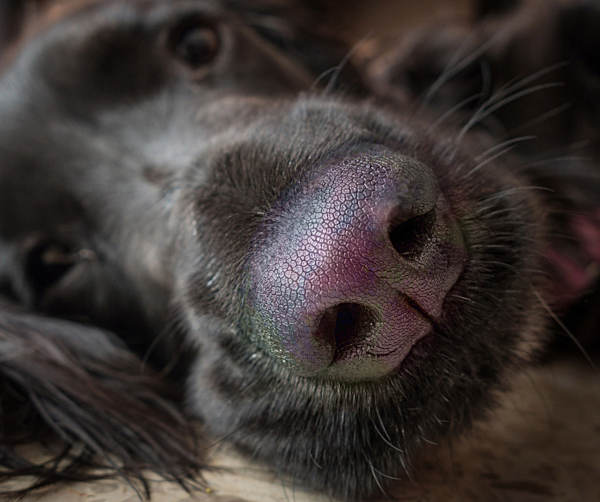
left=1, top=0, right=593, bottom=499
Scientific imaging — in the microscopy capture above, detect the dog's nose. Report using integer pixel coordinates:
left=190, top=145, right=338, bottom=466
left=248, top=145, right=466, bottom=381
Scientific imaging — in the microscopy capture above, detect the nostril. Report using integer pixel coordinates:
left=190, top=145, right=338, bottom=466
left=315, top=303, right=377, bottom=361
left=388, top=209, right=436, bottom=259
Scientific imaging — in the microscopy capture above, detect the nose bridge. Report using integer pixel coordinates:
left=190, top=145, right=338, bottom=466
left=268, top=146, right=449, bottom=313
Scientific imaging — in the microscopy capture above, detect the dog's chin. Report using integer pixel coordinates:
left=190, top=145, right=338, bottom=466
left=185, top=265, right=544, bottom=500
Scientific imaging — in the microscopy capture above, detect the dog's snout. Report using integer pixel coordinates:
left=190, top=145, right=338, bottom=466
left=248, top=145, right=467, bottom=381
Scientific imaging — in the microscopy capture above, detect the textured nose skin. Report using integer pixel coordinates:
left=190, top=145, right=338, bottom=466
left=247, top=145, right=466, bottom=381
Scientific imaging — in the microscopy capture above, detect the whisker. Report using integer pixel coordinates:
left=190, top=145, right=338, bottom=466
left=419, top=31, right=502, bottom=112
left=371, top=416, right=404, bottom=454
left=370, top=465, right=404, bottom=481
left=311, top=66, right=338, bottom=92
left=374, top=407, right=392, bottom=442
left=463, top=135, right=537, bottom=177
left=473, top=205, right=523, bottom=218
left=493, top=61, right=569, bottom=102
left=521, top=155, right=589, bottom=169
left=456, top=82, right=565, bottom=146
left=311, top=36, right=371, bottom=94
left=466, top=145, right=526, bottom=177
left=507, top=102, right=572, bottom=136
left=533, top=289, right=596, bottom=369
left=448, top=294, right=477, bottom=305
left=363, top=453, right=390, bottom=497
left=427, top=91, right=484, bottom=133
left=475, top=136, right=537, bottom=162
left=451, top=60, right=569, bottom=151
left=477, top=185, right=553, bottom=204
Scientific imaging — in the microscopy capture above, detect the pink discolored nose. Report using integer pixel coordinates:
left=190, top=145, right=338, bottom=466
left=247, top=145, right=466, bottom=381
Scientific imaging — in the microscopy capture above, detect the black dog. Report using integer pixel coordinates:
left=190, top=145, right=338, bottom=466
left=0, top=0, right=598, bottom=500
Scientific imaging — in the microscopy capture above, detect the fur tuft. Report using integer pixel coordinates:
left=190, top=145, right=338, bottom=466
left=0, top=301, right=204, bottom=499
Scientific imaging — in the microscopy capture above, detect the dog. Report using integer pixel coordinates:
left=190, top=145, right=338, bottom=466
left=0, top=0, right=598, bottom=500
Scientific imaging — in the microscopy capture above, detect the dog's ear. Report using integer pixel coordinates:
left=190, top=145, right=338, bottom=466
left=560, top=0, right=600, bottom=113
left=0, top=298, right=203, bottom=495
left=474, top=0, right=521, bottom=19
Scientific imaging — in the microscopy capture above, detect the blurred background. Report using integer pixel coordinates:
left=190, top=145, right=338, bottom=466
left=311, top=0, right=471, bottom=38
left=1, top=0, right=474, bottom=55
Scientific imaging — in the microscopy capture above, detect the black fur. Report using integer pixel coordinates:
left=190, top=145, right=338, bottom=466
left=0, top=0, right=598, bottom=500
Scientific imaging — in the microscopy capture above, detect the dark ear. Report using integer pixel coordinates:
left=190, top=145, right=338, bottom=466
left=0, top=299, right=203, bottom=496
left=475, top=0, right=521, bottom=19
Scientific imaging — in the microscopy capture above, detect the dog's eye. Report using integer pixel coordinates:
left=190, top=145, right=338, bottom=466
left=19, top=239, right=78, bottom=307
left=168, top=20, right=219, bottom=69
